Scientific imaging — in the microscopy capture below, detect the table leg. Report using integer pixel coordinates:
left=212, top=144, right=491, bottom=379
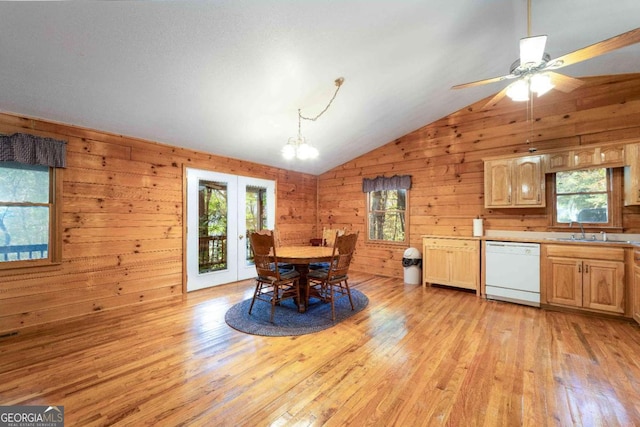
left=293, top=263, right=309, bottom=313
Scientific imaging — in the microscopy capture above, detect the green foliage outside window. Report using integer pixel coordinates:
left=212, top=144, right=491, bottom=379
left=368, top=189, right=406, bottom=242
left=245, top=186, right=266, bottom=233
left=199, top=180, right=228, bottom=237
left=555, top=168, right=608, bottom=223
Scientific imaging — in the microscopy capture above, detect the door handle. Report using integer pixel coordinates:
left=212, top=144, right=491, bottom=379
left=585, top=264, right=589, bottom=274
left=578, top=263, right=581, bottom=273
left=239, top=235, right=244, bottom=240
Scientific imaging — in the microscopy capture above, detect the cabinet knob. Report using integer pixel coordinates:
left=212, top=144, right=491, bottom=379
left=578, top=263, right=582, bottom=273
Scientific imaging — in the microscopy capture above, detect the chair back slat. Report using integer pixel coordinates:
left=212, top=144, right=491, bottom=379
left=322, top=227, right=345, bottom=247
left=249, top=231, right=281, bottom=281
left=327, top=232, right=358, bottom=280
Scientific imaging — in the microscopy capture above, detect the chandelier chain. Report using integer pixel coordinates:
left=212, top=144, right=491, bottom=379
left=299, top=77, right=344, bottom=122
left=283, top=77, right=344, bottom=161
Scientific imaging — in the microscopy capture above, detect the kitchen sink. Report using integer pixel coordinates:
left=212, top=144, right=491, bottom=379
left=545, top=237, right=634, bottom=244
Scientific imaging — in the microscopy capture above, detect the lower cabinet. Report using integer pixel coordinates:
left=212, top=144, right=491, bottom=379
left=423, top=237, right=480, bottom=292
left=634, top=250, right=640, bottom=324
left=545, top=245, right=625, bottom=315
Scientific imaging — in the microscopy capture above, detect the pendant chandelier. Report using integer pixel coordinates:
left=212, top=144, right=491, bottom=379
left=282, top=77, right=344, bottom=161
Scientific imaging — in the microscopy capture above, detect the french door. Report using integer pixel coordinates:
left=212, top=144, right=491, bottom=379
left=186, top=168, right=275, bottom=291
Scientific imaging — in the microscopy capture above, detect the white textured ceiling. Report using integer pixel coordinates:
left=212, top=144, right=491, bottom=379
left=0, top=1, right=639, bottom=174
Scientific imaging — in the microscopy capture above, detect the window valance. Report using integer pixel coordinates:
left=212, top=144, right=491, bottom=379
left=0, top=133, right=67, bottom=168
left=362, top=175, right=412, bottom=192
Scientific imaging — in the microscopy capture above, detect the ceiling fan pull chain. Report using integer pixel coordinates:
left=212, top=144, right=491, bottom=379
left=527, top=0, right=532, bottom=37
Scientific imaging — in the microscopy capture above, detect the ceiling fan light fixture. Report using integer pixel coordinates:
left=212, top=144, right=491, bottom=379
left=530, top=73, right=554, bottom=96
left=506, top=79, right=530, bottom=102
left=519, top=35, right=548, bottom=66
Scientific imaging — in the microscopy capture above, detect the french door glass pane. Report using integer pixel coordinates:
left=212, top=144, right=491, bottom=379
left=244, top=185, right=268, bottom=265
left=198, top=180, right=228, bottom=273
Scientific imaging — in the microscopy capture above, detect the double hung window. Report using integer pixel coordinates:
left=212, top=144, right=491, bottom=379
left=0, top=133, right=65, bottom=269
left=551, top=167, right=621, bottom=229
left=364, top=175, right=411, bottom=244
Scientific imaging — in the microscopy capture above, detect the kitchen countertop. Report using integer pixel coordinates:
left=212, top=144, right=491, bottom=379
left=422, top=232, right=640, bottom=248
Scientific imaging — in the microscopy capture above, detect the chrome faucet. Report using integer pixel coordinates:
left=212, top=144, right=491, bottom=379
left=570, top=221, right=586, bottom=240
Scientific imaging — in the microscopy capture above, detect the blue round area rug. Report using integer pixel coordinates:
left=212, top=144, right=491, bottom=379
left=225, top=289, right=369, bottom=336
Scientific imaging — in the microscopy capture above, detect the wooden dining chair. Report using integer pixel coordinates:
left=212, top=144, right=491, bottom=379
left=322, top=227, right=344, bottom=247
left=248, top=230, right=301, bottom=323
left=309, top=227, right=345, bottom=270
left=306, top=231, right=359, bottom=321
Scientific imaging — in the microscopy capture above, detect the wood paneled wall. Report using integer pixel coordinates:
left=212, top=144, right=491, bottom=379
left=318, top=74, right=640, bottom=279
left=2, top=73, right=640, bottom=333
left=0, top=113, right=318, bottom=334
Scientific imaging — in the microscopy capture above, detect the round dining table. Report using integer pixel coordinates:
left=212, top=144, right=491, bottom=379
left=276, top=246, right=334, bottom=312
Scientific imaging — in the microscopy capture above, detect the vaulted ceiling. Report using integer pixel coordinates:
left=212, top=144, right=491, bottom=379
left=1, top=1, right=639, bottom=174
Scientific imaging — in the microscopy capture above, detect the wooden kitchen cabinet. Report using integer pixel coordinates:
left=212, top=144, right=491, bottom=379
left=423, top=237, right=479, bottom=292
left=484, top=156, right=544, bottom=208
left=545, top=245, right=625, bottom=315
left=624, top=143, right=640, bottom=206
left=546, top=144, right=625, bottom=173
left=633, top=250, right=640, bottom=324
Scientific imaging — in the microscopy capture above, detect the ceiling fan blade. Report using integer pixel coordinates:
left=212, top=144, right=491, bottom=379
left=520, top=35, right=547, bottom=65
left=451, top=74, right=516, bottom=90
left=482, top=86, right=510, bottom=109
left=546, top=27, right=640, bottom=69
left=547, top=72, right=585, bottom=93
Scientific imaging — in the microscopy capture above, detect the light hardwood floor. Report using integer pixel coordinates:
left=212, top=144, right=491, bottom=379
left=1, top=272, right=639, bottom=426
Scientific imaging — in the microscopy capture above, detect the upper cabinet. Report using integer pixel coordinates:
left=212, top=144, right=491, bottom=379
left=484, top=141, right=640, bottom=208
left=624, top=143, right=640, bottom=206
left=546, top=145, right=625, bottom=172
left=484, top=156, right=544, bottom=208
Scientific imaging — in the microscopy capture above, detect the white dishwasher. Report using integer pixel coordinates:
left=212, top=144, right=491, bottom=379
left=485, top=241, right=540, bottom=307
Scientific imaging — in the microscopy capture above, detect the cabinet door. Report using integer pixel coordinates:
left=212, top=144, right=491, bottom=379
left=624, top=144, right=640, bottom=206
left=423, top=246, right=450, bottom=285
left=547, top=152, right=572, bottom=172
left=572, top=147, right=599, bottom=169
left=583, top=260, right=625, bottom=314
left=513, top=156, right=544, bottom=207
left=449, top=247, right=478, bottom=290
left=546, top=257, right=582, bottom=307
left=634, top=261, right=640, bottom=324
left=484, top=160, right=512, bottom=207
left=600, top=145, right=624, bottom=166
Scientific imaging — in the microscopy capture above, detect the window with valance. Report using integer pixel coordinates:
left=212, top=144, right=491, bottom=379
left=363, top=175, right=411, bottom=244
left=0, top=133, right=66, bottom=269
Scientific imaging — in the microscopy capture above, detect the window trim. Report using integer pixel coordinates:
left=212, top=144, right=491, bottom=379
left=364, top=188, right=410, bottom=246
left=0, top=166, right=63, bottom=271
left=548, top=167, right=622, bottom=231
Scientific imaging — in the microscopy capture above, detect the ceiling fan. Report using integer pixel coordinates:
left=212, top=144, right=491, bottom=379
left=452, top=0, right=640, bottom=108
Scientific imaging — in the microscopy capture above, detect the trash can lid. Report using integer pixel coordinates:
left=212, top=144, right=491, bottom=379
left=403, top=247, right=421, bottom=259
